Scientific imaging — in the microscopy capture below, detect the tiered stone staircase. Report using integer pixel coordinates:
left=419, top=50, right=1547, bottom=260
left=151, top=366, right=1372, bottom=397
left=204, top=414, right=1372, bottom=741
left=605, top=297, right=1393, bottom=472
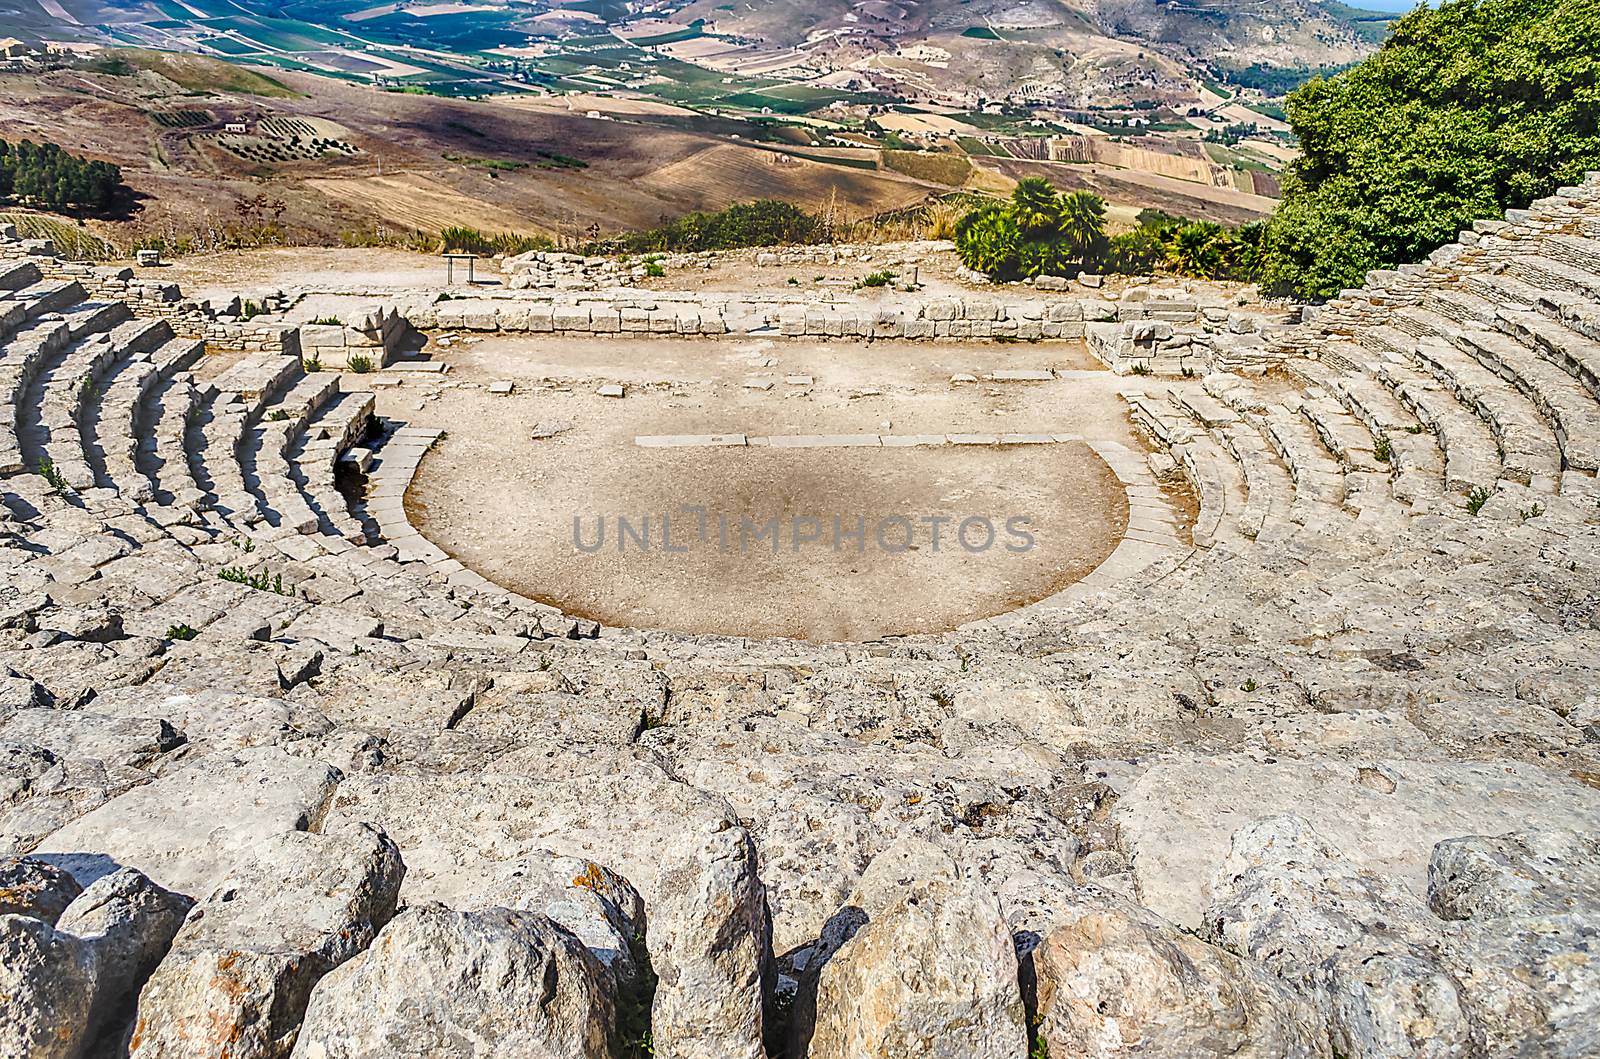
left=2, top=176, right=1599, bottom=1059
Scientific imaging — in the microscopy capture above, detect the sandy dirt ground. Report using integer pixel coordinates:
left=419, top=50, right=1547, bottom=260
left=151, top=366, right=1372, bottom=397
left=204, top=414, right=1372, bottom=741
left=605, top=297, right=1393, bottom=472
left=383, top=333, right=1175, bottom=640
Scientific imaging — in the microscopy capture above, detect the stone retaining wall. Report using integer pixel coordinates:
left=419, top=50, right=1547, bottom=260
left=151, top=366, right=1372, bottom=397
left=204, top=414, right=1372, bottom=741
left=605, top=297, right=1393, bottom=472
left=400, top=289, right=1226, bottom=342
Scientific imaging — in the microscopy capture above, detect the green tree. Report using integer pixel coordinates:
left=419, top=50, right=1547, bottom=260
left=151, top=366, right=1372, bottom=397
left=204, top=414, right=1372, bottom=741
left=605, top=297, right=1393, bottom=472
left=1010, top=177, right=1062, bottom=236
left=1057, top=190, right=1108, bottom=263
left=1260, top=0, right=1600, bottom=299
left=955, top=181, right=1109, bottom=280
left=0, top=139, right=122, bottom=211
left=1169, top=222, right=1228, bottom=278
left=953, top=203, right=1022, bottom=279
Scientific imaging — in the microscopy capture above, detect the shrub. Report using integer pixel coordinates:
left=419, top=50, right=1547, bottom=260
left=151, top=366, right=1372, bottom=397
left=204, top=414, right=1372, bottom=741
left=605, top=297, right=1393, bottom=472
left=595, top=200, right=822, bottom=255
left=34, top=457, right=70, bottom=494
left=346, top=353, right=374, bottom=374
left=309, top=315, right=343, bottom=326
left=438, top=226, right=553, bottom=256
left=165, top=623, right=198, bottom=641
left=219, top=566, right=295, bottom=595
left=854, top=270, right=896, bottom=289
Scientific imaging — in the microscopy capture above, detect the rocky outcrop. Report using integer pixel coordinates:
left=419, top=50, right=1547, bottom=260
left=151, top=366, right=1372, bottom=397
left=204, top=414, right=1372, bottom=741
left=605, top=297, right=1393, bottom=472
left=1032, top=887, right=1329, bottom=1058
left=1205, top=816, right=1474, bottom=1059
left=463, top=851, right=648, bottom=989
left=34, top=746, right=344, bottom=896
left=128, top=823, right=404, bottom=1059
left=292, top=903, right=618, bottom=1059
left=0, top=854, right=82, bottom=922
left=0, top=913, right=99, bottom=1059
left=59, top=867, right=193, bottom=1053
left=801, top=840, right=1026, bottom=1059
left=649, top=820, right=773, bottom=1059
left=1430, top=830, right=1600, bottom=1057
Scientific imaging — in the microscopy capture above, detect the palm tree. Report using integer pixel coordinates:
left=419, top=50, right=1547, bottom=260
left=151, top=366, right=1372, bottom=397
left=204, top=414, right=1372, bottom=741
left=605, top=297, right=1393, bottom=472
left=954, top=203, right=1021, bottom=279
left=1170, top=221, right=1227, bottom=278
left=1057, top=190, right=1108, bottom=262
left=1010, top=177, right=1062, bottom=236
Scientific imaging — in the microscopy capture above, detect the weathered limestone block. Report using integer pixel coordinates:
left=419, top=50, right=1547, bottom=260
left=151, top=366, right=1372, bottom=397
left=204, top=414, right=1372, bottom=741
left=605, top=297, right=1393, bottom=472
left=0, top=708, right=182, bottom=771
left=1205, top=816, right=1474, bottom=1059
left=129, top=823, right=404, bottom=1059
left=650, top=820, right=773, bottom=1059
left=59, top=867, right=193, bottom=1052
left=554, top=306, right=592, bottom=331
left=1032, top=887, right=1329, bottom=1059
left=35, top=746, right=344, bottom=897
left=291, top=903, right=617, bottom=1059
left=496, top=304, right=532, bottom=330
left=1082, top=298, right=1119, bottom=322
left=1113, top=755, right=1600, bottom=927
left=0, top=854, right=82, bottom=922
left=460, top=851, right=647, bottom=986
left=0, top=914, right=98, bottom=1059
left=809, top=888, right=1023, bottom=1058
left=1430, top=829, right=1600, bottom=1057
left=525, top=303, right=555, bottom=332
left=299, top=324, right=345, bottom=348
left=962, top=298, right=999, bottom=321
left=802, top=839, right=1026, bottom=1059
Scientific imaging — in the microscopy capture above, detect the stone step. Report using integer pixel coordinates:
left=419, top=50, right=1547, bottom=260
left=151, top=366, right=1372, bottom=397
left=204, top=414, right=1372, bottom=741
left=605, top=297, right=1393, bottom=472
left=0, top=260, right=42, bottom=291
left=1498, top=308, right=1600, bottom=400
left=1542, top=233, right=1600, bottom=275
left=1375, top=360, right=1503, bottom=495
left=1506, top=254, right=1600, bottom=301
left=1411, top=335, right=1561, bottom=489
left=1455, top=328, right=1600, bottom=473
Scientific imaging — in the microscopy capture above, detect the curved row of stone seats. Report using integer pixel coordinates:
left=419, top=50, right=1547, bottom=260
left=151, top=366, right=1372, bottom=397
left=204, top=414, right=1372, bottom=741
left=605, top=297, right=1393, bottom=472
left=95, top=337, right=206, bottom=504
left=1267, top=180, right=1600, bottom=514
left=32, top=316, right=168, bottom=495
left=238, top=371, right=342, bottom=535
left=288, top=392, right=374, bottom=542
left=1125, top=390, right=1245, bottom=549
left=1218, top=421, right=1297, bottom=540
left=1372, top=358, right=1504, bottom=496
left=1386, top=301, right=1568, bottom=465
left=191, top=350, right=303, bottom=522
left=1499, top=305, right=1600, bottom=399
left=141, top=371, right=204, bottom=515
left=1201, top=374, right=1340, bottom=535
left=1408, top=335, right=1562, bottom=490
left=0, top=320, right=69, bottom=475
left=0, top=276, right=83, bottom=344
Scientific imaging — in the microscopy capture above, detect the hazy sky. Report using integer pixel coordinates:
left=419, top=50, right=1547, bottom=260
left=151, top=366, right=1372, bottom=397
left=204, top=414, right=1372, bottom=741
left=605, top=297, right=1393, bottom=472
left=1351, top=0, right=1430, bottom=12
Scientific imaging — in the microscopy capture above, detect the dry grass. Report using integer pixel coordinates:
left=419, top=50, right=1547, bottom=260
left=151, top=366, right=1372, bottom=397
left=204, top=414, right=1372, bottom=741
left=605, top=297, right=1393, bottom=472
left=304, top=174, right=546, bottom=236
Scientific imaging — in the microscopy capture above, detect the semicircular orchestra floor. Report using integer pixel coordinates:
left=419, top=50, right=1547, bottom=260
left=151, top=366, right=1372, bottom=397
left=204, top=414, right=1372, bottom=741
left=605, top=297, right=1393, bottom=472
left=398, top=333, right=1191, bottom=640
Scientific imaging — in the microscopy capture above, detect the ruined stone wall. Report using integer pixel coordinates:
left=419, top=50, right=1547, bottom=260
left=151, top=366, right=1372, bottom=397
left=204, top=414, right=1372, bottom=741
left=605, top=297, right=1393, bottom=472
left=399, top=289, right=1225, bottom=342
